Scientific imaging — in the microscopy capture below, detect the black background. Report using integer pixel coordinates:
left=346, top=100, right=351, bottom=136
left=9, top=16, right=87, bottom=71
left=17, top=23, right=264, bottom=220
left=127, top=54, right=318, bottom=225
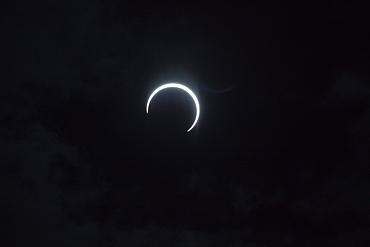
left=1, top=1, right=369, bottom=246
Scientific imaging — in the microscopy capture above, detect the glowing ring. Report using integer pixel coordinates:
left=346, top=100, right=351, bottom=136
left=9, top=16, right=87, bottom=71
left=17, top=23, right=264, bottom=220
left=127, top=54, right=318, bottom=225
left=146, top=83, right=200, bottom=132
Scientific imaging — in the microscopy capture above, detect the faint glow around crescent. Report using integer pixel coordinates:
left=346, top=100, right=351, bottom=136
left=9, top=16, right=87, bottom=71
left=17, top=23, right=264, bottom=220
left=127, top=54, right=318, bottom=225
left=146, top=83, right=200, bottom=132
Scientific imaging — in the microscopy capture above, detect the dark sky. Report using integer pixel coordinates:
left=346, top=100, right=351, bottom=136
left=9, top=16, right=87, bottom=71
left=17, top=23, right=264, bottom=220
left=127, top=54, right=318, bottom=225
left=1, top=1, right=369, bottom=246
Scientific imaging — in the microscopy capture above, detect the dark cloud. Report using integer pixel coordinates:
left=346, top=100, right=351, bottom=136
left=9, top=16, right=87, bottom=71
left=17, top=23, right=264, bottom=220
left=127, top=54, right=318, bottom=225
left=1, top=0, right=369, bottom=246
left=0, top=124, right=103, bottom=246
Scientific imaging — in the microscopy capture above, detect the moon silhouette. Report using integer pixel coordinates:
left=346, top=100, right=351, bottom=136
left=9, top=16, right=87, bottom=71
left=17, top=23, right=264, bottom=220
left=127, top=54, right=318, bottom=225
left=146, top=83, right=200, bottom=132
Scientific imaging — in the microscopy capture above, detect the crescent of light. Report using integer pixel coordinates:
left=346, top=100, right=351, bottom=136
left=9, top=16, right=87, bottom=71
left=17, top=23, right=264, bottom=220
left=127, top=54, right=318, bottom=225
left=146, top=83, right=200, bottom=132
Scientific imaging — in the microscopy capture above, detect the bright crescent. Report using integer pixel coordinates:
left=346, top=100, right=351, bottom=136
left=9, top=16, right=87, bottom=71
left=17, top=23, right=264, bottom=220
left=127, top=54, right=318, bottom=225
left=146, top=83, right=200, bottom=132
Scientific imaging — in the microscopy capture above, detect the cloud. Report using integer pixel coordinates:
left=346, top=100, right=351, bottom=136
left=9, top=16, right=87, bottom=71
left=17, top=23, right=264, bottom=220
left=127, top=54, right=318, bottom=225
left=0, top=124, right=104, bottom=246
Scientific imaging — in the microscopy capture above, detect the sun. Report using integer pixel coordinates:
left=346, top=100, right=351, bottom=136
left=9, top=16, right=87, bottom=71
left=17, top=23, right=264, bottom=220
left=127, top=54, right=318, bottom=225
left=146, top=83, right=200, bottom=132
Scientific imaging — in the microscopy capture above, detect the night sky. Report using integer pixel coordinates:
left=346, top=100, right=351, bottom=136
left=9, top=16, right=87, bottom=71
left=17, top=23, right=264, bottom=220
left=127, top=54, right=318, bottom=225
left=1, top=1, right=369, bottom=246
